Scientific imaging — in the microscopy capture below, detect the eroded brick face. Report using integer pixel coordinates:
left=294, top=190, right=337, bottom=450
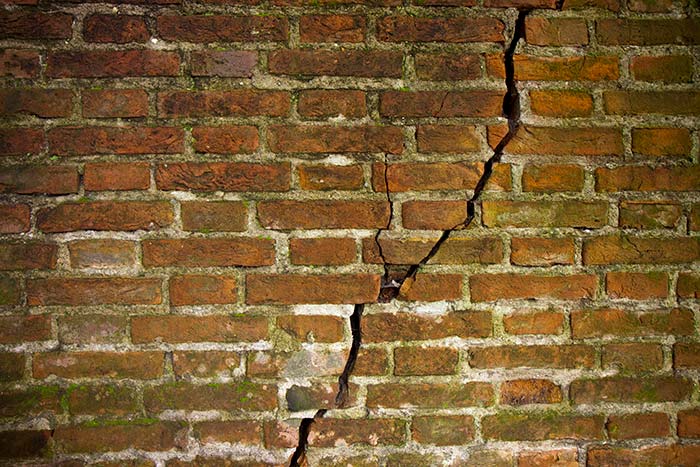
left=0, top=0, right=698, bottom=465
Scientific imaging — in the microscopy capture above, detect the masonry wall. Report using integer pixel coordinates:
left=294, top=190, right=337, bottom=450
left=0, top=0, right=699, bottom=465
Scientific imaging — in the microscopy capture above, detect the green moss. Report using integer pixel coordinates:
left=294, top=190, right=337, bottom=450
left=635, top=381, right=658, bottom=402
left=83, top=417, right=160, bottom=428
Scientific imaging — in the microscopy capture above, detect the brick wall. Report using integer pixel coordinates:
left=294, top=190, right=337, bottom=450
left=0, top=0, right=699, bottom=465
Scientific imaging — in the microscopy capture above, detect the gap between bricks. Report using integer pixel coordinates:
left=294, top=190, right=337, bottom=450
left=290, top=9, right=535, bottom=466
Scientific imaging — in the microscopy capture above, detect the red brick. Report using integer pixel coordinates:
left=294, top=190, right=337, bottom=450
left=83, top=14, right=149, bottom=43
left=0, top=49, right=40, bottom=78
left=583, top=236, right=698, bottom=264
left=156, top=162, right=289, bottom=192
left=298, top=90, right=366, bottom=119
left=483, top=412, right=604, bottom=441
left=412, top=416, right=474, bottom=446
left=173, top=351, right=241, bottom=378
left=181, top=201, right=247, bottom=232
left=631, top=128, right=691, bottom=157
left=1, top=165, right=79, bottom=195
left=0, top=128, right=44, bottom=155
left=258, top=200, right=389, bottom=229
left=49, top=126, right=183, bottom=155
left=54, top=422, right=185, bottom=453
left=367, top=382, right=493, bottom=408
left=529, top=90, right=593, bottom=118
left=398, top=274, right=462, bottom=302
left=627, top=0, right=675, bottom=11
left=381, top=91, right=502, bottom=117
left=157, top=15, right=287, bottom=42
left=47, top=50, right=179, bottom=77
left=488, top=54, right=618, bottom=81
left=678, top=273, right=700, bottom=298
left=597, top=18, right=700, bottom=45
left=503, top=310, right=565, bottom=335
left=37, top=201, right=172, bottom=232
left=0, top=204, right=30, bottom=233
left=27, top=277, right=162, bottom=306
left=596, top=166, right=700, bottom=192
left=363, top=311, right=492, bottom=342
left=0, top=353, right=25, bottom=381
left=471, top=345, right=594, bottom=369
left=132, top=316, right=267, bottom=343
left=0, top=89, right=73, bottom=118
left=374, top=162, right=509, bottom=193
left=676, top=343, right=700, bottom=369
left=619, top=200, right=682, bottom=229
left=298, top=164, right=364, bottom=190
left=169, top=275, right=237, bottom=305
left=606, top=271, right=668, bottom=299
left=0, top=243, right=57, bottom=271
left=416, top=125, right=481, bottom=154
left=33, top=352, right=163, bottom=379
left=678, top=409, right=700, bottom=438
left=290, top=238, right=356, bottom=265
left=604, top=91, right=700, bottom=115
left=68, top=240, right=136, bottom=269
left=0, top=316, right=51, bottom=344
left=415, top=53, right=481, bottom=81
left=82, top=89, right=148, bottom=118
left=394, top=347, right=458, bottom=375
left=471, top=273, right=597, bottom=302
left=309, top=419, right=404, bottom=447
left=84, top=163, right=150, bottom=191
left=144, top=381, right=276, bottom=412
left=0, top=276, right=21, bottom=306
left=142, top=238, right=274, bottom=267
left=158, top=90, right=289, bottom=117
left=269, top=50, right=401, bottom=77
left=510, top=237, right=575, bottom=266
left=192, top=126, right=258, bottom=154
left=0, top=430, right=52, bottom=458
left=489, top=125, right=623, bottom=156
left=402, top=200, right=467, bottom=230
left=246, top=274, right=380, bottom=304
left=354, top=348, right=389, bottom=376
left=300, top=15, right=365, bottom=42
left=571, top=377, right=692, bottom=404
left=0, top=386, right=62, bottom=417
left=277, top=315, right=344, bottom=342
left=194, top=420, right=260, bottom=445
left=483, top=200, right=607, bottom=228
left=364, top=236, right=502, bottom=265
left=501, top=379, right=562, bottom=405
left=602, top=343, right=663, bottom=372
left=268, top=125, right=402, bottom=154
left=58, top=315, right=128, bottom=345
left=0, top=11, right=73, bottom=40
left=525, top=17, right=588, bottom=46
left=518, top=449, right=579, bottom=467
left=190, top=50, right=257, bottom=77
left=573, top=308, right=693, bottom=338
left=630, top=55, right=692, bottom=83
left=67, top=384, right=139, bottom=416
left=377, top=16, right=504, bottom=42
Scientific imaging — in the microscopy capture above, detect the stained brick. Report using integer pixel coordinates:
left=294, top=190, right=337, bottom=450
left=47, top=50, right=179, bottom=78
left=156, top=162, right=289, bottom=192
left=258, top=200, right=389, bottom=229
left=142, top=238, right=275, bottom=267
left=37, top=201, right=173, bottom=232
left=157, top=15, right=287, bottom=42
left=269, top=50, right=401, bottom=77
left=471, top=274, right=597, bottom=302
left=377, top=16, right=504, bottom=42
left=132, top=316, right=267, bottom=343
left=246, top=274, right=380, bottom=304
left=27, top=277, right=162, bottom=306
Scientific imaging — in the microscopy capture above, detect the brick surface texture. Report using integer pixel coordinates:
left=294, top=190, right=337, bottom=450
left=0, top=0, right=699, bottom=465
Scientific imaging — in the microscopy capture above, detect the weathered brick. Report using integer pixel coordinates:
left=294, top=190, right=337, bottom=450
left=132, top=316, right=266, bottom=343
left=300, top=15, right=365, bottom=42
left=374, top=162, right=509, bottom=193
left=142, top=238, right=274, bottom=267
left=416, top=125, right=481, bottom=153
left=49, top=127, right=183, bottom=155
left=144, top=381, right=276, bottom=412
left=597, top=18, right=700, bottom=45
left=606, top=271, right=668, bottom=299
left=158, top=90, right=289, bottom=117
left=0, top=89, right=73, bottom=118
left=0, top=243, right=57, bottom=271
left=583, top=236, right=699, bottom=264
left=0, top=49, right=40, bottom=78
left=363, top=311, right=492, bottom=342
left=298, top=90, right=366, bottom=119
left=608, top=413, right=670, bottom=440
left=157, top=15, right=288, bottom=42
left=47, top=50, right=179, bottom=77
left=0, top=430, right=52, bottom=459
left=269, top=50, right=401, bottom=77
left=194, top=420, right=260, bottom=445
left=156, top=162, right=289, bottom=192
left=84, top=162, right=150, bottom=192
left=181, top=201, right=247, bottom=232
left=277, top=315, right=344, bottom=342
left=173, top=351, right=241, bottom=378
left=619, top=201, right=682, bottom=229
left=287, top=382, right=358, bottom=411
left=399, top=274, right=463, bottom=302
left=631, top=128, right=691, bottom=158
left=678, top=273, right=700, bottom=298
left=470, top=274, right=597, bottom=302
left=394, top=347, right=458, bottom=375
left=364, top=236, right=503, bottom=265
left=258, top=200, right=389, bottom=229
left=470, top=345, right=595, bottom=369
left=0, top=353, right=25, bottom=381
left=500, top=379, right=562, bottom=405
left=510, top=237, right=575, bottom=266
left=402, top=200, right=467, bottom=230
left=503, top=310, right=565, bottom=335
left=82, top=90, right=148, bottom=118
left=602, top=343, right=664, bottom=372
left=572, top=308, right=693, bottom=338
left=67, top=385, right=139, bottom=416
left=190, top=50, right=257, bottom=77
left=83, top=14, right=149, bottom=43
left=525, top=17, right=588, bottom=46
left=483, top=412, right=605, bottom=441
left=415, top=53, right=481, bottom=81
left=1, top=11, right=73, bottom=40
left=0, top=204, right=30, bottom=233
left=630, top=55, right=692, bottom=83
left=380, top=91, right=502, bottom=117
left=529, top=90, right=593, bottom=118
left=377, top=16, right=504, bottom=42
left=674, top=343, right=700, bottom=368
left=596, top=166, right=700, bottom=192
left=488, top=54, right=618, bottom=81
left=0, top=315, right=52, bottom=344
left=310, top=419, right=404, bottom=447
left=169, top=275, right=237, bottom=306
left=354, top=348, right=390, bottom=376
left=489, top=125, right=623, bottom=156
left=367, top=382, right=493, bottom=408
left=290, top=237, right=356, bottom=265
left=27, top=277, right=162, bottom=306
left=0, top=386, right=62, bottom=417
left=33, top=352, right=163, bottom=379
left=54, top=422, right=185, bottom=453
left=268, top=125, right=403, bottom=154
left=246, top=274, right=380, bottom=304
left=68, top=240, right=136, bottom=269
left=604, top=91, right=700, bottom=115
left=412, top=416, right=474, bottom=446
left=37, top=201, right=173, bottom=232
left=0, top=166, right=79, bottom=195
left=0, top=276, right=21, bottom=306
left=570, top=377, right=692, bottom=404
left=678, top=409, right=700, bottom=438
left=483, top=200, right=607, bottom=228
left=0, top=128, right=44, bottom=155
left=518, top=449, right=579, bottom=467
left=58, top=315, right=128, bottom=345
left=298, top=164, right=364, bottom=190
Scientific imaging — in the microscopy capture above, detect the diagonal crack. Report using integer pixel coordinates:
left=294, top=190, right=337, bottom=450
left=288, top=10, right=531, bottom=466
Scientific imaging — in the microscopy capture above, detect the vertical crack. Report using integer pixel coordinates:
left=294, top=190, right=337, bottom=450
left=288, top=11, right=530, bottom=465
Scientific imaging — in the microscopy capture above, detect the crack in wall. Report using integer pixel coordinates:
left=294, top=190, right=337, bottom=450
left=289, top=10, right=531, bottom=466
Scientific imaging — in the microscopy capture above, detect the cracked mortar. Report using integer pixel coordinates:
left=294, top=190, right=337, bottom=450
left=289, top=9, right=534, bottom=466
